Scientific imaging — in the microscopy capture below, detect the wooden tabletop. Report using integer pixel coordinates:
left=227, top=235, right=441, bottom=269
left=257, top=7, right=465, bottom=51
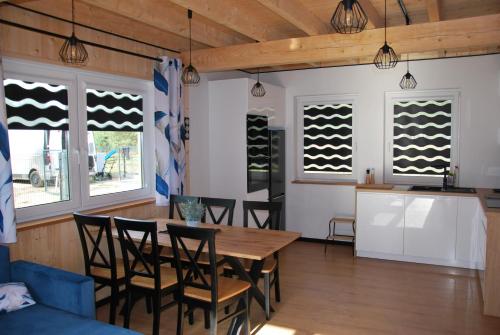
left=112, top=218, right=301, bottom=261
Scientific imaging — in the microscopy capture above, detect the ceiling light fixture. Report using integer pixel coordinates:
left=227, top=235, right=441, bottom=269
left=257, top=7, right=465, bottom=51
left=181, top=9, right=200, bottom=86
left=373, top=0, right=398, bottom=69
left=331, top=0, right=368, bottom=34
left=399, top=54, right=417, bottom=89
left=251, top=69, right=266, bottom=97
left=59, top=0, right=88, bottom=65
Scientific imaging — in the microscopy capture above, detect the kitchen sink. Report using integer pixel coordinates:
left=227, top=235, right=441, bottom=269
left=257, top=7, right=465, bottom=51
left=409, top=185, right=477, bottom=193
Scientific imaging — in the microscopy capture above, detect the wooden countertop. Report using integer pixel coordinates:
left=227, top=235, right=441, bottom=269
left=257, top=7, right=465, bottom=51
left=355, top=185, right=500, bottom=215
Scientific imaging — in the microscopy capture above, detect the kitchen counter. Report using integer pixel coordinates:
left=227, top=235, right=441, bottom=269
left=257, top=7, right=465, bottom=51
left=356, top=184, right=500, bottom=215
left=356, top=184, right=500, bottom=317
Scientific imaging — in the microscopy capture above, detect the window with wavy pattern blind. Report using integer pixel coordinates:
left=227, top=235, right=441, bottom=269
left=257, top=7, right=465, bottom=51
left=303, top=103, right=353, bottom=175
left=393, top=100, right=452, bottom=176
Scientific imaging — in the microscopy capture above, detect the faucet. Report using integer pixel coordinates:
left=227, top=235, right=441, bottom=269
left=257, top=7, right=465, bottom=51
left=434, top=165, right=449, bottom=190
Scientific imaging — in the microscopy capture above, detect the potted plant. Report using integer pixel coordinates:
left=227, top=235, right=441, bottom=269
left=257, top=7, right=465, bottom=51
left=179, top=200, right=205, bottom=227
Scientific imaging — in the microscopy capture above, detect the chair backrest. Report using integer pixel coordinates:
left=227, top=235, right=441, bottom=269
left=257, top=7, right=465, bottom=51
left=200, top=197, right=236, bottom=226
left=114, top=217, right=161, bottom=290
left=242, top=201, right=282, bottom=231
left=169, top=195, right=200, bottom=220
left=73, top=213, right=117, bottom=279
left=167, top=224, right=218, bottom=307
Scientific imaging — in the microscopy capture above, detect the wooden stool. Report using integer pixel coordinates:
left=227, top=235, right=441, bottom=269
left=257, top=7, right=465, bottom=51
left=324, top=216, right=356, bottom=256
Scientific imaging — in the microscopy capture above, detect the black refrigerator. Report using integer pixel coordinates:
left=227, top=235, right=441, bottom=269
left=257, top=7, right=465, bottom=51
left=246, top=114, right=286, bottom=231
left=268, top=129, right=286, bottom=231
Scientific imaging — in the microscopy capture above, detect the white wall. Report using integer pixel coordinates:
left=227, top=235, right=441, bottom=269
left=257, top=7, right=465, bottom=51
left=190, top=55, right=500, bottom=238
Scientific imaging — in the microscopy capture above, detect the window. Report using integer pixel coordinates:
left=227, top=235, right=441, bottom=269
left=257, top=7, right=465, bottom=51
left=296, top=94, right=357, bottom=181
left=384, top=90, right=459, bottom=185
left=3, top=59, right=153, bottom=222
left=85, top=88, right=144, bottom=197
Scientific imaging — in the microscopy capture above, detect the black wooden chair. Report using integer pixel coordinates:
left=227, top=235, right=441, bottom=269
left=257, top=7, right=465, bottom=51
left=227, top=201, right=282, bottom=320
left=200, top=197, right=236, bottom=226
left=114, top=217, right=179, bottom=335
left=73, top=213, right=125, bottom=325
left=167, top=223, right=251, bottom=335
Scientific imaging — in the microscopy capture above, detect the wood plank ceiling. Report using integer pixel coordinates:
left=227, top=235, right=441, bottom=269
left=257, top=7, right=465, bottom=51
left=1, top=0, right=499, bottom=73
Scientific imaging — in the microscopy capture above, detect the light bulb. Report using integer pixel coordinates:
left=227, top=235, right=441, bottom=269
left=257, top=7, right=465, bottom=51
left=345, top=8, right=353, bottom=27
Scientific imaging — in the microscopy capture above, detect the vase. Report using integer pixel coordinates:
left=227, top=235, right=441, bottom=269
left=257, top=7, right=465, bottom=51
left=186, top=219, right=199, bottom=227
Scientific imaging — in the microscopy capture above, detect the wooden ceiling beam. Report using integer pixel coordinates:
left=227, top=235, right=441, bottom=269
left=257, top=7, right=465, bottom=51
left=183, top=14, right=500, bottom=72
left=80, top=0, right=251, bottom=47
left=168, top=0, right=288, bottom=41
left=426, top=0, right=441, bottom=22
left=358, top=0, right=384, bottom=29
left=255, top=0, right=329, bottom=36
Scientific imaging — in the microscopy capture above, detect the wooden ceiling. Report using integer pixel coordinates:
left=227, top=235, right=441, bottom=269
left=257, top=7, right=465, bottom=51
left=1, top=0, right=499, bottom=73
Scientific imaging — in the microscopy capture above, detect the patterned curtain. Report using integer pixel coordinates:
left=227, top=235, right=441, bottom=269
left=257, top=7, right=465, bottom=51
left=154, top=56, right=186, bottom=206
left=0, top=57, right=16, bottom=243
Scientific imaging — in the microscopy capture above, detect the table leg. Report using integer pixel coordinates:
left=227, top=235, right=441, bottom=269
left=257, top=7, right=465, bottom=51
left=225, top=256, right=274, bottom=335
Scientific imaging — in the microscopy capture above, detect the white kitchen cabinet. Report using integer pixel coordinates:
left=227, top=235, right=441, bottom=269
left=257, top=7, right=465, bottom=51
left=356, top=192, right=405, bottom=255
left=404, top=195, right=458, bottom=260
left=456, top=197, right=480, bottom=265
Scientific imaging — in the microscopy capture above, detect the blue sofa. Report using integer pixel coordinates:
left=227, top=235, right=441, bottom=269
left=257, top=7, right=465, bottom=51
left=0, top=246, right=141, bottom=334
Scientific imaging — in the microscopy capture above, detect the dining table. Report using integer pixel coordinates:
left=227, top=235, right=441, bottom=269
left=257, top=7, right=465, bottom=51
left=112, top=217, right=301, bottom=335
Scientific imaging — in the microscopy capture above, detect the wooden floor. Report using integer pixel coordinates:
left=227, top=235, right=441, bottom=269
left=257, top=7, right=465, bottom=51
left=97, top=241, right=500, bottom=334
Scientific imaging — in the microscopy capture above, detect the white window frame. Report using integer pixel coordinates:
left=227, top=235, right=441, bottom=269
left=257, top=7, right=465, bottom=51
left=384, top=90, right=460, bottom=186
left=3, top=58, right=155, bottom=222
left=78, top=74, right=154, bottom=208
left=295, top=94, right=358, bottom=182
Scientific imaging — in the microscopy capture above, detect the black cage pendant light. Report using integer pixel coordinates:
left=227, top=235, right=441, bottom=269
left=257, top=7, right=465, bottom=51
left=331, top=0, right=368, bottom=34
left=251, top=69, right=266, bottom=97
left=59, top=0, right=88, bottom=65
left=399, top=54, right=417, bottom=89
left=374, top=0, right=398, bottom=69
left=181, top=9, right=200, bottom=86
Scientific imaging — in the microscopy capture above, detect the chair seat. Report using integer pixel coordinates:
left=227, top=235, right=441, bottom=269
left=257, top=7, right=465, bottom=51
left=160, top=247, right=224, bottom=266
left=224, top=257, right=277, bottom=274
left=90, top=259, right=126, bottom=280
left=184, top=277, right=250, bottom=303
left=130, top=266, right=177, bottom=290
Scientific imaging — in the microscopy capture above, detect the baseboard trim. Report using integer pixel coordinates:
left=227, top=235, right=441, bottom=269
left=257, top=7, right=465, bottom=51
left=298, top=237, right=354, bottom=246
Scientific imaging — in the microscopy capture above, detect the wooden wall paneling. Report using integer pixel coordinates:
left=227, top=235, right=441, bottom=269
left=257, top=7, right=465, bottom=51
left=185, top=14, right=500, bottom=72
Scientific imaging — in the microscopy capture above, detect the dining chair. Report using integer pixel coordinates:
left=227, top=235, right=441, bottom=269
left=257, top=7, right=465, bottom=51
left=167, top=223, right=251, bottom=335
left=73, top=212, right=125, bottom=325
left=241, top=201, right=282, bottom=320
left=114, top=217, right=179, bottom=335
left=200, top=197, right=236, bottom=226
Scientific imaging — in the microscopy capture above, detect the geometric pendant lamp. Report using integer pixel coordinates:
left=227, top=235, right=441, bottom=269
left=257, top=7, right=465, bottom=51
left=373, top=0, right=398, bottom=69
left=59, top=0, right=88, bottom=65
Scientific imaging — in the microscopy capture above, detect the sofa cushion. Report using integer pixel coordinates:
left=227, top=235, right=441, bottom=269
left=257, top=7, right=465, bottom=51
left=0, top=304, right=141, bottom=335
left=0, top=246, right=10, bottom=283
left=0, top=282, right=36, bottom=313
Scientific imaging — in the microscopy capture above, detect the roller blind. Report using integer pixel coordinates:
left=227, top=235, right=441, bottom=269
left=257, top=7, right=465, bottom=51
left=303, top=103, right=353, bottom=174
left=4, top=79, right=69, bottom=130
left=393, top=100, right=452, bottom=176
left=86, top=88, right=143, bottom=132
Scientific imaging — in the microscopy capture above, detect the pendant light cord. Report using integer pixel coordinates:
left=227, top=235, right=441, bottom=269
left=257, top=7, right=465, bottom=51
left=407, top=54, right=409, bottom=72
left=188, top=9, right=192, bottom=66
left=384, top=0, right=387, bottom=43
left=71, top=0, right=75, bottom=34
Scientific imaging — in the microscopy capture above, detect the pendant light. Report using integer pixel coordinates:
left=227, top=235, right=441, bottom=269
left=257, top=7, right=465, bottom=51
left=373, top=0, right=398, bottom=69
left=181, top=9, right=200, bottom=86
left=251, top=69, right=266, bottom=97
left=399, top=54, right=417, bottom=89
left=59, top=0, right=88, bottom=65
left=331, top=0, right=368, bottom=34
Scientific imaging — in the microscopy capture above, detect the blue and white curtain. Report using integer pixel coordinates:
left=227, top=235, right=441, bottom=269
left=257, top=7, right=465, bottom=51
left=0, top=57, right=16, bottom=243
left=154, top=56, right=186, bottom=206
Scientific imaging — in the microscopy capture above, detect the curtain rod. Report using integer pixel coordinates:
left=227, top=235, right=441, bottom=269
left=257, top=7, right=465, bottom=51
left=2, top=2, right=181, bottom=54
left=0, top=19, right=164, bottom=62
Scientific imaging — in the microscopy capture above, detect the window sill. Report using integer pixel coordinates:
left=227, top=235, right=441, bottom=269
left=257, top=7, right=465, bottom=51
left=291, top=179, right=357, bottom=186
left=16, top=198, right=156, bottom=232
